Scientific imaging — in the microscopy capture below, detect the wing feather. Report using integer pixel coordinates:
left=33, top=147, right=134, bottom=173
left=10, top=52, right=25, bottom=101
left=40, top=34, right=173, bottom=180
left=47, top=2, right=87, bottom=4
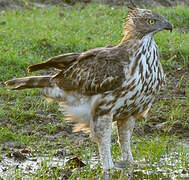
left=28, top=53, right=80, bottom=72
left=53, top=47, right=127, bottom=95
left=28, top=45, right=116, bottom=72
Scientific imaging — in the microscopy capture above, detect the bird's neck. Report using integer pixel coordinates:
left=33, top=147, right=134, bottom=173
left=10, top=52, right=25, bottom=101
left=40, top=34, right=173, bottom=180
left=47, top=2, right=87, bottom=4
left=127, top=34, right=163, bottom=83
left=119, top=23, right=142, bottom=44
left=120, top=30, right=140, bottom=45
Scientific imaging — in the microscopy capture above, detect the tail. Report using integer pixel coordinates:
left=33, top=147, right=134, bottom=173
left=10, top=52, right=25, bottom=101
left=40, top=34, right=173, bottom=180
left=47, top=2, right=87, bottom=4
left=5, top=76, right=53, bottom=90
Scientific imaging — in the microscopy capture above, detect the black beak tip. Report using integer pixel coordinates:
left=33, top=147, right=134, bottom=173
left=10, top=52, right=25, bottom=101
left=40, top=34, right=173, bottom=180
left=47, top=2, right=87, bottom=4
left=169, top=25, right=173, bottom=32
left=165, top=22, right=173, bottom=32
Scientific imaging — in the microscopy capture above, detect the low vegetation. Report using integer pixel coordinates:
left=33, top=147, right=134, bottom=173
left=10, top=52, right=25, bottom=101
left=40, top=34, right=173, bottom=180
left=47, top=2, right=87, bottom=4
left=0, top=3, right=188, bottom=179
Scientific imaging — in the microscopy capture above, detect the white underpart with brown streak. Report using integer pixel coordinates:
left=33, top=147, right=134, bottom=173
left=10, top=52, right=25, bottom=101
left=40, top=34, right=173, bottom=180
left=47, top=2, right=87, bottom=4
left=102, top=34, right=165, bottom=119
left=97, top=34, right=164, bottom=169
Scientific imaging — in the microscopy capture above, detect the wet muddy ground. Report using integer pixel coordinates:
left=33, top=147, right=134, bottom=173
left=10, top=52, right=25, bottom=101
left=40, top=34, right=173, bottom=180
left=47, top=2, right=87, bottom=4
left=0, top=138, right=188, bottom=179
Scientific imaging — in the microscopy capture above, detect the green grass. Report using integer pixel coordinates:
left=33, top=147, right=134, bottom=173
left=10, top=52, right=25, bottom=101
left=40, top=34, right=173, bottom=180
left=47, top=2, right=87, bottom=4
left=0, top=4, right=189, bottom=81
left=0, top=3, right=188, bottom=179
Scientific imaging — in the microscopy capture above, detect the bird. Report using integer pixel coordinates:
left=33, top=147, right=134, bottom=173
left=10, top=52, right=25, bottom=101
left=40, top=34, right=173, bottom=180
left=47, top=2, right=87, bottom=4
left=5, top=7, right=172, bottom=170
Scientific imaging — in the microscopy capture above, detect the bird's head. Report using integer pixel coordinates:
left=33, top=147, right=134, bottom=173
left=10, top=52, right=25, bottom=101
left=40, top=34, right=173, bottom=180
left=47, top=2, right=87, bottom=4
left=123, top=8, right=173, bottom=40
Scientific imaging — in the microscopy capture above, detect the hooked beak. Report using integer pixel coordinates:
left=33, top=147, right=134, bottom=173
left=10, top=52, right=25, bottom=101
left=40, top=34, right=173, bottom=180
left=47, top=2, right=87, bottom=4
left=164, top=20, right=173, bottom=32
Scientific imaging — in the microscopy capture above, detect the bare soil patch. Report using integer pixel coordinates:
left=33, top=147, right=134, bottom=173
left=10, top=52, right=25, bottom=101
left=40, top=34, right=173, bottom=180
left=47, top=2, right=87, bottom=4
left=0, top=0, right=188, bottom=12
left=99, top=0, right=189, bottom=7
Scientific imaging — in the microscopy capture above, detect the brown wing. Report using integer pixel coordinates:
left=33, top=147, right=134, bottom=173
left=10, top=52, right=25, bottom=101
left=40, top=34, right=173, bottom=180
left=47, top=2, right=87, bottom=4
left=53, top=47, right=127, bottom=95
left=28, top=45, right=115, bottom=72
left=28, top=53, right=80, bottom=72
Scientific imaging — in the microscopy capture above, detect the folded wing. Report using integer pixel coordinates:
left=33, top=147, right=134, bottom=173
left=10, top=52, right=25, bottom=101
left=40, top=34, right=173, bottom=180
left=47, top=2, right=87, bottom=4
left=53, top=48, right=127, bottom=95
left=7, top=47, right=127, bottom=96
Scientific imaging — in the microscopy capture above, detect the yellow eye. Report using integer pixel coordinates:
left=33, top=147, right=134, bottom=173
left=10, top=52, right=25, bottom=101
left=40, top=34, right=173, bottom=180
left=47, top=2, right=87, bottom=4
left=149, top=19, right=155, bottom=25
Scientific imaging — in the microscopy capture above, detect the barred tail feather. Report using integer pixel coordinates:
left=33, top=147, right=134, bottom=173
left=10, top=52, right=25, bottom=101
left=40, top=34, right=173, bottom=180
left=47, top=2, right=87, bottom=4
left=5, top=76, right=53, bottom=90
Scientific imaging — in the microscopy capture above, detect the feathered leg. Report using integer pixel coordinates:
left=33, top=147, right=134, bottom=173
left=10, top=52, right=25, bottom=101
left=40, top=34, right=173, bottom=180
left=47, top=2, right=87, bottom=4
left=92, top=114, right=114, bottom=170
left=117, top=116, right=135, bottom=163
